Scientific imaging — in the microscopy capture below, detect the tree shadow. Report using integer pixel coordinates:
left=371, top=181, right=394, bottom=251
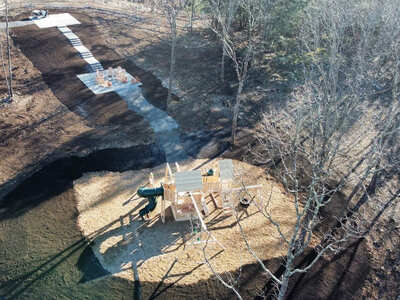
left=286, top=239, right=372, bottom=300
left=89, top=216, right=190, bottom=276
left=0, top=237, right=89, bottom=299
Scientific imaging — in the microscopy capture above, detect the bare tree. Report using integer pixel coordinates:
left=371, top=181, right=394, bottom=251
left=188, top=0, right=199, bottom=33
left=2, top=0, right=13, bottom=101
left=208, top=0, right=238, bottom=83
left=203, top=0, right=400, bottom=298
left=261, top=0, right=400, bottom=297
left=209, top=0, right=269, bottom=145
left=159, top=0, right=189, bottom=104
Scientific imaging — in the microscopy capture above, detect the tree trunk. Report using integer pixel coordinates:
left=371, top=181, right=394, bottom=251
left=220, top=44, right=225, bottom=82
left=189, top=0, right=195, bottom=33
left=231, top=80, right=244, bottom=145
left=350, top=168, right=381, bottom=214
left=364, top=188, right=400, bottom=235
left=0, top=37, right=10, bottom=99
left=167, top=24, right=177, bottom=104
left=277, top=273, right=290, bottom=300
left=5, top=0, right=13, bottom=100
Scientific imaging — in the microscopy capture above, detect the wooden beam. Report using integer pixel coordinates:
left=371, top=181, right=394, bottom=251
left=209, top=193, right=219, bottom=209
left=230, top=184, right=262, bottom=191
left=164, top=163, right=173, bottom=182
left=201, top=194, right=209, bottom=216
left=161, top=192, right=165, bottom=223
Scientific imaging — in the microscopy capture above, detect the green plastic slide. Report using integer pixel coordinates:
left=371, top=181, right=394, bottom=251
left=137, top=186, right=164, bottom=197
left=138, top=186, right=164, bottom=218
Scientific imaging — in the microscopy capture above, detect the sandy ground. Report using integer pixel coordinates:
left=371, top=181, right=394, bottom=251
left=74, top=159, right=301, bottom=299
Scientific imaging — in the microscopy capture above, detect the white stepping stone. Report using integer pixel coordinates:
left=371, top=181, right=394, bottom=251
left=63, top=32, right=80, bottom=40
left=84, top=57, right=101, bottom=66
left=63, top=19, right=185, bottom=160
left=73, top=45, right=90, bottom=53
left=57, top=26, right=72, bottom=33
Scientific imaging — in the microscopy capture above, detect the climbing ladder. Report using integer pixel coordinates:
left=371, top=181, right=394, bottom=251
left=187, top=192, right=224, bottom=249
left=221, top=181, right=234, bottom=216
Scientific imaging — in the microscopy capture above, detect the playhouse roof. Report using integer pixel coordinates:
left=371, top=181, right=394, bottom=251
left=175, top=170, right=203, bottom=192
left=219, top=159, right=234, bottom=181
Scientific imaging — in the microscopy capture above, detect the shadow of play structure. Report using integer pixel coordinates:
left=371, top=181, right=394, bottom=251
left=136, top=159, right=263, bottom=245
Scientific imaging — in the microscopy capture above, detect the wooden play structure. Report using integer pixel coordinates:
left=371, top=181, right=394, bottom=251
left=158, top=159, right=262, bottom=223
left=137, top=159, right=262, bottom=246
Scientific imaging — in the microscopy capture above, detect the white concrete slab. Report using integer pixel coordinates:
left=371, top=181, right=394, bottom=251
left=34, top=13, right=80, bottom=28
left=117, top=85, right=179, bottom=134
left=77, top=71, right=179, bottom=137
left=0, top=20, right=34, bottom=29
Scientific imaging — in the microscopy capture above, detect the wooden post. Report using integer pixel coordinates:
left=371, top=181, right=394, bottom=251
left=149, top=172, right=154, bottom=187
left=209, top=193, right=219, bottom=209
left=164, top=163, right=173, bottom=182
left=161, top=190, right=165, bottom=223
left=201, top=194, right=209, bottom=216
left=120, top=216, right=126, bottom=241
left=189, top=193, right=207, bottom=231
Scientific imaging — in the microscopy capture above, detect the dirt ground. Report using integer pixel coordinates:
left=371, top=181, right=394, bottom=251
left=0, top=8, right=232, bottom=201
left=0, top=8, right=240, bottom=300
left=0, top=6, right=398, bottom=300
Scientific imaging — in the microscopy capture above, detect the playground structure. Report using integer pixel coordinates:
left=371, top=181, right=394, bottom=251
left=135, top=159, right=263, bottom=247
left=137, top=159, right=263, bottom=224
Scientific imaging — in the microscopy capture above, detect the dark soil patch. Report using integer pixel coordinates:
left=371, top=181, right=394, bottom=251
left=70, top=12, right=179, bottom=111
left=12, top=10, right=176, bottom=116
left=11, top=23, right=145, bottom=130
left=286, top=240, right=372, bottom=300
left=0, top=143, right=163, bottom=220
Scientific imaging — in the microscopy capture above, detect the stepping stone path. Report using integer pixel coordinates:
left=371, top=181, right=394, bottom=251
left=58, top=26, right=104, bottom=72
left=56, top=18, right=187, bottom=162
left=1, top=12, right=188, bottom=162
